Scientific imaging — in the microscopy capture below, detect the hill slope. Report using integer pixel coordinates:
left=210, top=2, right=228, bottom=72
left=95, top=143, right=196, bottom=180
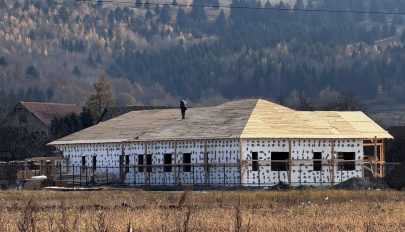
left=1, top=0, right=405, bottom=123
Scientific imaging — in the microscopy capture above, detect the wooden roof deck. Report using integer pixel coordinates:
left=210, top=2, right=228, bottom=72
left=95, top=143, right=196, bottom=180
left=49, top=99, right=392, bottom=145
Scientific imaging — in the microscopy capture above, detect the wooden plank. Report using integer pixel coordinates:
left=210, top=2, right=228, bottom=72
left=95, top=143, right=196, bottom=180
left=174, top=141, right=178, bottom=185
left=288, top=139, right=292, bottom=185
left=120, top=143, right=125, bottom=183
left=374, top=136, right=377, bottom=177
left=363, top=143, right=383, bottom=147
left=204, top=140, right=208, bottom=185
left=380, top=140, right=384, bottom=177
left=239, top=138, right=243, bottom=186
left=331, top=139, right=335, bottom=185
left=144, top=142, right=148, bottom=184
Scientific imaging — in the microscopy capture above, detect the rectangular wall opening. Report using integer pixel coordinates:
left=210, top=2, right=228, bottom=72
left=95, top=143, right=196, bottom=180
left=138, top=155, right=144, bottom=172
left=252, top=152, right=259, bottom=171
left=92, top=155, right=97, bottom=171
left=363, top=146, right=380, bottom=158
left=125, top=155, right=130, bottom=173
left=146, top=154, right=152, bottom=172
left=271, top=152, right=289, bottom=171
left=164, top=153, right=172, bottom=172
left=338, top=152, right=356, bottom=171
left=183, top=153, right=191, bottom=172
left=81, top=156, right=86, bottom=171
left=313, top=152, right=322, bottom=171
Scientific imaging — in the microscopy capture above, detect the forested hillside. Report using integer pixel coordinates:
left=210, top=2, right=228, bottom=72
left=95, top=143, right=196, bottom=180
left=1, top=0, right=405, bottom=121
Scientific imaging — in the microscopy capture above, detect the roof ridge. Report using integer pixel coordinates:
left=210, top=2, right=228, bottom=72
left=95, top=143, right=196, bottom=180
left=21, top=101, right=78, bottom=105
left=241, top=99, right=267, bottom=138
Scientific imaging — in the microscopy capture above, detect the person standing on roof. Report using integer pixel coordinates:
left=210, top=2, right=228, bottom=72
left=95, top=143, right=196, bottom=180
left=180, top=100, right=187, bottom=119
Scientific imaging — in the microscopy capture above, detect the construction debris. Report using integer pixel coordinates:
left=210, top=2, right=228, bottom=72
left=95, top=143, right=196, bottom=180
left=334, top=177, right=389, bottom=190
left=271, top=181, right=290, bottom=190
left=31, top=175, right=47, bottom=180
left=44, top=186, right=102, bottom=191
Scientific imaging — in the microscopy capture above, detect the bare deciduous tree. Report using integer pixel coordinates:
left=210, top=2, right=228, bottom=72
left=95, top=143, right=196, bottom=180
left=85, top=74, right=115, bottom=121
left=295, top=92, right=314, bottom=111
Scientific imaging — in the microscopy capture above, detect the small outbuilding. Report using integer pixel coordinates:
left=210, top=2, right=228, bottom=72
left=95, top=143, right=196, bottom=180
left=49, top=99, right=392, bottom=186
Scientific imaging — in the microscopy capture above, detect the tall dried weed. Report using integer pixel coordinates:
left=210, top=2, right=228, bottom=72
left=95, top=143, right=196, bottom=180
left=17, top=199, right=37, bottom=232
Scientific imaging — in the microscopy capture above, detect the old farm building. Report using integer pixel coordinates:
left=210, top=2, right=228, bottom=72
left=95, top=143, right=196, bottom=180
left=0, top=102, right=81, bottom=159
left=49, top=99, right=392, bottom=186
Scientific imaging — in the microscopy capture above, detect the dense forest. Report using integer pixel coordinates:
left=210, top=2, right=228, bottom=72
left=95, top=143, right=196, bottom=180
left=0, top=0, right=405, bottom=120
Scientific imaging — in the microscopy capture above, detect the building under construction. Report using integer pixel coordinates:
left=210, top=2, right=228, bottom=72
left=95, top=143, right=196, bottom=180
left=48, top=99, right=392, bottom=186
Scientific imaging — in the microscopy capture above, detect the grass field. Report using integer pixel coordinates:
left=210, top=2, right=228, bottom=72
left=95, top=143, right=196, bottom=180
left=1, top=189, right=405, bottom=231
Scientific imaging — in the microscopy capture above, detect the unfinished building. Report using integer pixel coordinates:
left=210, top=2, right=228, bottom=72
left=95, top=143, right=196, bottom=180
left=48, top=99, right=392, bottom=186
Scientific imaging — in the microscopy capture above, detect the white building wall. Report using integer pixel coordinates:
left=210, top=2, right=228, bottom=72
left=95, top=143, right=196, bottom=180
left=241, top=139, right=363, bottom=186
left=57, top=143, right=123, bottom=180
left=206, top=139, right=240, bottom=185
left=332, top=139, right=364, bottom=183
left=122, top=139, right=241, bottom=186
left=57, top=139, right=241, bottom=186
left=242, top=139, right=289, bottom=185
left=122, top=141, right=204, bottom=185
left=122, top=142, right=146, bottom=185
left=56, top=138, right=363, bottom=187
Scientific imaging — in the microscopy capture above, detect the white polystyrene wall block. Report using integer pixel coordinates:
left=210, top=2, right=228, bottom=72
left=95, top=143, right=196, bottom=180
left=241, top=139, right=364, bottom=186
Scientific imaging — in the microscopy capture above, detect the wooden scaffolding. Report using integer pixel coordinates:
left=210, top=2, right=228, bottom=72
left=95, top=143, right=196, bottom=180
left=363, top=137, right=385, bottom=177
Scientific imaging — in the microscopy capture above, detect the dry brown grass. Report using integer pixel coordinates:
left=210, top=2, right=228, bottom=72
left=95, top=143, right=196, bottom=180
left=0, top=189, right=405, bottom=231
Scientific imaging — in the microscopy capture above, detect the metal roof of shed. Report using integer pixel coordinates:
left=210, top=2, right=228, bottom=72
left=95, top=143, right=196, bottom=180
left=49, top=99, right=392, bottom=145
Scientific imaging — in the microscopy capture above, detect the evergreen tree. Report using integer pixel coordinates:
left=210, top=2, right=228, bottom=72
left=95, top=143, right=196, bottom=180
left=51, top=108, right=94, bottom=139
left=46, top=87, right=54, bottom=100
left=144, top=0, right=151, bottom=10
left=176, top=8, right=187, bottom=28
left=58, top=6, right=70, bottom=23
left=211, top=0, right=220, bottom=8
left=390, top=24, right=396, bottom=36
left=135, top=0, right=143, bottom=8
left=79, top=107, right=94, bottom=128
left=264, top=0, right=271, bottom=8
left=154, top=4, right=160, bottom=14
left=96, top=53, right=102, bottom=64
left=73, top=65, right=81, bottom=76
left=190, top=1, right=206, bottom=23
left=88, top=53, right=96, bottom=67
left=145, top=10, right=153, bottom=20
left=26, top=65, right=40, bottom=79
left=0, top=0, right=6, bottom=8
left=401, top=31, right=405, bottom=44
left=392, top=15, right=404, bottom=25
left=215, top=9, right=226, bottom=27
left=0, top=56, right=7, bottom=67
left=96, top=0, right=103, bottom=7
left=306, top=0, right=314, bottom=10
left=294, top=0, right=304, bottom=9
left=160, top=4, right=171, bottom=24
